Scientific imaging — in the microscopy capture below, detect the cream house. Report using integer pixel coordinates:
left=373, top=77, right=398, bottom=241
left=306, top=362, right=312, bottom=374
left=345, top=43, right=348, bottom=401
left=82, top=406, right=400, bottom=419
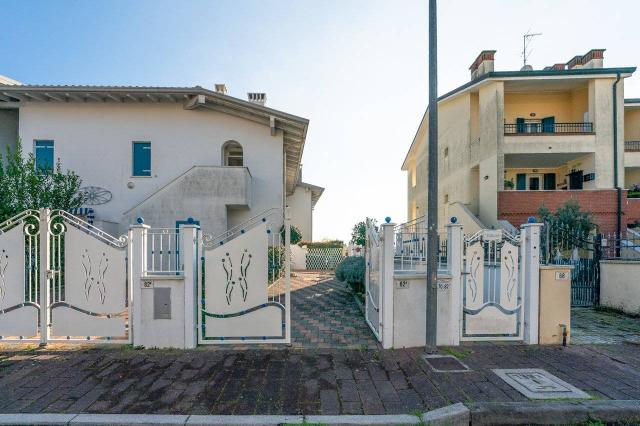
left=402, top=49, right=640, bottom=234
left=0, top=77, right=323, bottom=239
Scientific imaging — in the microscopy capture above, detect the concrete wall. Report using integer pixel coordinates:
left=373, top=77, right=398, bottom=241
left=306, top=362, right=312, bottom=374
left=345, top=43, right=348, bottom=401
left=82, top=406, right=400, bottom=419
left=539, top=265, right=572, bottom=345
left=121, top=166, right=252, bottom=236
left=288, top=184, right=313, bottom=241
left=625, top=109, right=640, bottom=140
left=0, top=109, right=18, bottom=157
left=504, top=89, right=588, bottom=124
left=18, top=102, right=284, bottom=233
left=600, top=260, right=640, bottom=315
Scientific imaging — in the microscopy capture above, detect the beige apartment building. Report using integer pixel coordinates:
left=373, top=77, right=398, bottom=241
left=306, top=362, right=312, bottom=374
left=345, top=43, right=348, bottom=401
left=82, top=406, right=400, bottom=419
left=402, top=49, right=640, bottom=234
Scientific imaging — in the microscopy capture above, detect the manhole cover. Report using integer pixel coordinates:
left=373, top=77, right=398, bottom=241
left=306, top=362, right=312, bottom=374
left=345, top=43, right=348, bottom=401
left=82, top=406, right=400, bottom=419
left=422, top=355, right=470, bottom=373
left=493, top=368, right=590, bottom=399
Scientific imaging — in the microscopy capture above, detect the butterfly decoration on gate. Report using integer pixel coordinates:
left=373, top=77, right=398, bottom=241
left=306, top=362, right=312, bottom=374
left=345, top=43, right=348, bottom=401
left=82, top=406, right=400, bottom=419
left=81, top=249, right=109, bottom=304
left=221, top=249, right=252, bottom=305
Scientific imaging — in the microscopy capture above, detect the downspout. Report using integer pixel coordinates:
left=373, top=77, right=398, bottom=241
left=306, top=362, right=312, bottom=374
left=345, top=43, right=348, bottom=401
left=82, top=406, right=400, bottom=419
left=612, top=72, right=622, bottom=245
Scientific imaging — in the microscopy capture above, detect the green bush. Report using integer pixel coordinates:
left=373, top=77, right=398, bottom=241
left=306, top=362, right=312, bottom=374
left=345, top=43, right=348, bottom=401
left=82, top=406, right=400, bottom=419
left=335, top=256, right=365, bottom=293
left=280, top=225, right=302, bottom=245
left=298, top=240, right=344, bottom=249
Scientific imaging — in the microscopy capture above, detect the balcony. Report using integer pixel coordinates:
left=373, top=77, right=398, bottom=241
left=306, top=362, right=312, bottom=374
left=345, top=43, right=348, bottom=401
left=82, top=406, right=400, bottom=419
left=504, top=122, right=594, bottom=135
left=625, top=141, right=640, bottom=152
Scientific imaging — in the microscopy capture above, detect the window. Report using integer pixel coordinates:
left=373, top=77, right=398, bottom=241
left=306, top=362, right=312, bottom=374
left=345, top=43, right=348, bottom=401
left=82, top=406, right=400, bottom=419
left=543, top=173, right=556, bottom=190
left=223, top=141, right=243, bottom=166
left=516, top=173, right=526, bottom=191
left=34, top=140, right=54, bottom=172
left=132, top=141, right=151, bottom=177
left=411, top=166, right=417, bottom=187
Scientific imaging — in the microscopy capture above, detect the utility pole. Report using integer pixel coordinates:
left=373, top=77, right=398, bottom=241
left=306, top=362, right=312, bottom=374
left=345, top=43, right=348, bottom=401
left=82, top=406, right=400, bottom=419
left=425, top=0, right=438, bottom=353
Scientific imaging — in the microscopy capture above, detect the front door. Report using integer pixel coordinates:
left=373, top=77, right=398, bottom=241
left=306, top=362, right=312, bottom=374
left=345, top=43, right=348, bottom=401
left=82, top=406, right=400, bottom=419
left=528, top=174, right=542, bottom=191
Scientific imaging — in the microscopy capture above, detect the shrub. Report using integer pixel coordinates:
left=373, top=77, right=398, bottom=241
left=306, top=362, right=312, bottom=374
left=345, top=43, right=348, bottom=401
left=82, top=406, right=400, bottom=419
left=298, top=240, right=344, bottom=249
left=350, top=218, right=377, bottom=246
left=280, top=225, right=302, bottom=245
left=335, top=256, right=365, bottom=293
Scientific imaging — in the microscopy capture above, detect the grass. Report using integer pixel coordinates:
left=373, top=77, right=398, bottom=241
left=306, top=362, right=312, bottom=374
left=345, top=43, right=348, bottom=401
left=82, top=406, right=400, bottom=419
left=441, top=346, right=473, bottom=360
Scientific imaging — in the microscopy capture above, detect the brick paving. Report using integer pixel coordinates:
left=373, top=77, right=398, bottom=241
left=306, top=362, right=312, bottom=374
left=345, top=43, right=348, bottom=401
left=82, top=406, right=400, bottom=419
left=288, top=271, right=378, bottom=349
left=0, top=274, right=639, bottom=415
left=0, top=343, right=639, bottom=415
left=571, top=307, right=640, bottom=345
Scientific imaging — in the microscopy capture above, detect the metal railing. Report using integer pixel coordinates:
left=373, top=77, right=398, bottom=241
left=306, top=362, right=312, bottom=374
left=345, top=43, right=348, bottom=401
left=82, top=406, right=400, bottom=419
left=504, top=122, right=593, bottom=135
left=601, top=228, right=640, bottom=260
left=625, top=140, right=640, bottom=152
left=146, top=228, right=182, bottom=275
left=393, top=217, right=449, bottom=273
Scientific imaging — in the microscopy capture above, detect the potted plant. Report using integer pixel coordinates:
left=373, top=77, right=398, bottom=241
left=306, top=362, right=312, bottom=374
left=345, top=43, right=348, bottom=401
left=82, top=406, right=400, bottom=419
left=504, top=179, right=515, bottom=190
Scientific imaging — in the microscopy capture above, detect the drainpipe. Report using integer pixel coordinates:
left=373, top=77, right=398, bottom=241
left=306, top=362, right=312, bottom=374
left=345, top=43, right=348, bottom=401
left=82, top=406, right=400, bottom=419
left=612, top=72, right=622, bottom=250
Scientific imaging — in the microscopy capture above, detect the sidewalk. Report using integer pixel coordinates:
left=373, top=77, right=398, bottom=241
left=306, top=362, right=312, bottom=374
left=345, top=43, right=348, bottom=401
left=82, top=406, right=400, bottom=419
left=0, top=342, right=639, bottom=416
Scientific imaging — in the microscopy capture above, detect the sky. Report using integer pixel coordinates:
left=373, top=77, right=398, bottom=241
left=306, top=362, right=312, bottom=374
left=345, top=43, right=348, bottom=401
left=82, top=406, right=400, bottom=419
left=2, top=0, right=640, bottom=242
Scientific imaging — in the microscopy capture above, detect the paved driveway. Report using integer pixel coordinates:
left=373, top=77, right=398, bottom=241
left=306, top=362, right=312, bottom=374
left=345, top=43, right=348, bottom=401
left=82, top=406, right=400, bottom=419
left=289, top=271, right=378, bottom=349
left=571, top=307, right=640, bottom=344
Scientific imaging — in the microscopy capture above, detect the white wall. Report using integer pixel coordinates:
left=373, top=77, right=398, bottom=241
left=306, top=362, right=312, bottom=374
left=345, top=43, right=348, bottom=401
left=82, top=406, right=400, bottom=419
left=600, top=260, right=640, bottom=315
left=18, top=102, right=284, bottom=233
left=288, top=184, right=313, bottom=241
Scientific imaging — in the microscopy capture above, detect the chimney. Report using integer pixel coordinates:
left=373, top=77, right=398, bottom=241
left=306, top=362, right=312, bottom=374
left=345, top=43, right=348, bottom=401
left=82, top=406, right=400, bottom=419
left=543, top=63, right=566, bottom=71
left=469, top=50, right=496, bottom=80
left=581, top=49, right=605, bottom=69
left=567, top=55, right=583, bottom=70
left=567, top=49, right=605, bottom=70
left=247, top=92, right=266, bottom=106
left=214, top=84, right=227, bottom=94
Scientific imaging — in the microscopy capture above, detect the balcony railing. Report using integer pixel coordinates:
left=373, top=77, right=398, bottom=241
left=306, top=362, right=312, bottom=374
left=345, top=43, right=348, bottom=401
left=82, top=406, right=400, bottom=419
left=504, top=122, right=594, bottom=135
left=625, top=141, right=640, bottom=152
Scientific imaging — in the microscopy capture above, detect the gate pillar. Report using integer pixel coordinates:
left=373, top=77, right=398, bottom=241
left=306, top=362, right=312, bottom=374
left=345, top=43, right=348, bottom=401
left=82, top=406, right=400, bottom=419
left=130, top=222, right=149, bottom=347
left=521, top=222, right=542, bottom=345
left=444, top=222, right=463, bottom=346
left=180, top=224, right=199, bottom=349
left=380, top=222, right=395, bottom=349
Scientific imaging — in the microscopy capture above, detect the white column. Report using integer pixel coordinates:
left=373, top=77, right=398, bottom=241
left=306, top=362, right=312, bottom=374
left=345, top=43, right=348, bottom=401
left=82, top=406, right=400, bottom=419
left=521, top=222, right=542, bottom=345
left=284, top=207, right=292, bottom=344
left=380, top=222, right=395, bottom=349
left=180, top=224, right=200, bottom=349
left=39, top=208, right=50, bottom=346
left=129, top=221, right=149, bottom=347
left=446, top=222, right=463, bottom=346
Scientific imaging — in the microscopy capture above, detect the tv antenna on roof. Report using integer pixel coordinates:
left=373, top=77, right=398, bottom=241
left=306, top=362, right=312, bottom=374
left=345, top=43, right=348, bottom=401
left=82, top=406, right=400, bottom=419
left=522, top=30, right=542, bottom=68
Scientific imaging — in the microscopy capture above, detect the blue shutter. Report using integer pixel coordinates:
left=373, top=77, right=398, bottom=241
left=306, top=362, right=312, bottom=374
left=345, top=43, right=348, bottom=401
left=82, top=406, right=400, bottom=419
left=132, top=142, right=151, bottom=176
left=34, top=140, right=54, bottom=172
left=516, top=173, right=526, bottom=191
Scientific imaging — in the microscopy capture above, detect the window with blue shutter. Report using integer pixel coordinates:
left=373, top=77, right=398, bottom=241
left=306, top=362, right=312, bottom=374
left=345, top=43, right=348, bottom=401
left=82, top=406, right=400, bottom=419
left=516, top=173, right=526, bottom=191
left=132, top=142, right=151, bottom=177
left=34, top=140, right=54, bottom=172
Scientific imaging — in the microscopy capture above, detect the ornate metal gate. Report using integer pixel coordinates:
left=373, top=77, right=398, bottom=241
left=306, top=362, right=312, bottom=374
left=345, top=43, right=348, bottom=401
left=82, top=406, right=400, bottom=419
left=541, top=221, right=601, bottom=307
left=461, top=229, right=523, bottom=341
left=0, top=209, right=131, bottom=344
left=364, top=219, right=382, bottom=341
left=198, top=208, right=291, bottom=344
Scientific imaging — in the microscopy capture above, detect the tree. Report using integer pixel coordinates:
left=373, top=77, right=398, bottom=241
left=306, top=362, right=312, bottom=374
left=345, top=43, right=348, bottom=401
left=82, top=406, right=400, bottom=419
left=538, top=200, right=594, bottom=237
left=0, top=139, right=85, bottom=223
left=350, top=218, right=378, bottom=246
left=280, top=224, right=302, bottom=245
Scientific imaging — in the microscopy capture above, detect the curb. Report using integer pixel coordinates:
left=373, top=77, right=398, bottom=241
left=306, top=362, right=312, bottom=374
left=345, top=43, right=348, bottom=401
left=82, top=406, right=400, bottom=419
left=0, top=403, right=469, bottom=425
left=469, top=400, right=640, bottom=425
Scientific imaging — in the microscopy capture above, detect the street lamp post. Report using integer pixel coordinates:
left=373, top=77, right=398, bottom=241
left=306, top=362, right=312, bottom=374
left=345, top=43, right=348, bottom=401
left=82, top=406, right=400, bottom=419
left=425, top=0, right=438, bottom=353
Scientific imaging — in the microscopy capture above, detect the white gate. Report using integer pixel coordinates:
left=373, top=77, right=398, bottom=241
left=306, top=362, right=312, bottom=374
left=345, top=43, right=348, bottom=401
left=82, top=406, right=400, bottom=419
left=461, top=229, right=523, bottom=341
left=198, top=208, right=291, bottom=344
left=0, top=209, right=131, bottom=344
left=364, top=220, right=382, bottom=341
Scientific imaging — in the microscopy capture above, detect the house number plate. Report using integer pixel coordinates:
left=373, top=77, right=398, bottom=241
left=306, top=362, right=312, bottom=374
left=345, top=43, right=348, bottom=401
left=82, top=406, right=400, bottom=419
left=396, top=280, right=410, bottom=289
left=555, top=271, right=569, bottom=280
left=141, top=280, right=154, bottom=289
